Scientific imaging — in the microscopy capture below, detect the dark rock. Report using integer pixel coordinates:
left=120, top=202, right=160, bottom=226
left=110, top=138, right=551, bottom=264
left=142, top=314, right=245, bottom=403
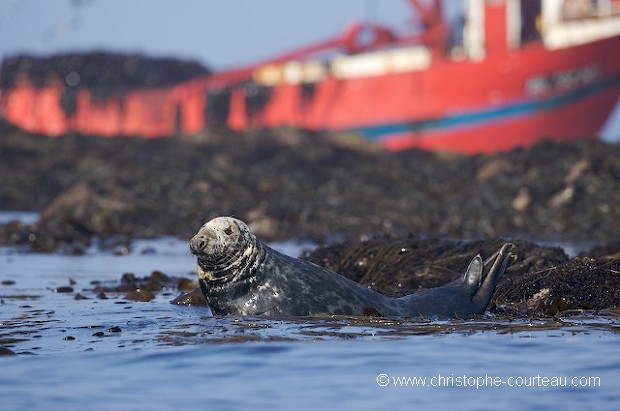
left=124, top=288, right=155, bottom=302
left=494, top=257, right=620, bottom=313
left=0, top=346, right=17, bottom=356
left=171, top=288, right=207, bottom=306
left=0, top=52, right=209, bottom=90
left=150, top=270, right=170, bottom=283
left=2, top=121, right=620, bottom=251
left=177, top=277, right=198, bottom=291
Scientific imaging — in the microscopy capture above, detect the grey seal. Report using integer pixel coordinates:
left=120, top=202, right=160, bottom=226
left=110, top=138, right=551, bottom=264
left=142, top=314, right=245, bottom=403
left=189, top=217, right=516, bottom=318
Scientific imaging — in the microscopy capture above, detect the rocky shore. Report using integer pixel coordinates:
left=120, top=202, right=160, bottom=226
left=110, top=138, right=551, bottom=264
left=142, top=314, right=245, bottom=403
left=2, top=121, right=620, bottom=248
left=1, top=121, right=620, bottom=314
left=304, top=237, right=620, bottom=315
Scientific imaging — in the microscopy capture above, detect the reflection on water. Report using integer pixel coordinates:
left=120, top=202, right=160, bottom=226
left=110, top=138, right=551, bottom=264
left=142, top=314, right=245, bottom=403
left=1, top=230, right=619, bottom=409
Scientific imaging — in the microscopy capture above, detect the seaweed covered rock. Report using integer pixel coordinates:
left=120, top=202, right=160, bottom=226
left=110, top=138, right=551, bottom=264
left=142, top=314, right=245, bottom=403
left=494, top=257, right=620, bottom=314
left=305, top=237, right=620, bottom=315
left=303, top=237, right=568, bottom=297
left=0, top=52, right=209, bottom=90
left=2, top=121, right=620, bottom=250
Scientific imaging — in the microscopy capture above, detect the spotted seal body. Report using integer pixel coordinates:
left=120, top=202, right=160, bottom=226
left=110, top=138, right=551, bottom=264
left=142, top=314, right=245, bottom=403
left=189, top=217, right=516, bottom=318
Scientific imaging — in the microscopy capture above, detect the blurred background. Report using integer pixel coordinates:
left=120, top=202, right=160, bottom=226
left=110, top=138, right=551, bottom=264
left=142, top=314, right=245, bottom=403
left=0, top=0, right=415, bottom=69
left=2, top=0, right=620, bottom=249
left=1, top=0, right=619, bottom=140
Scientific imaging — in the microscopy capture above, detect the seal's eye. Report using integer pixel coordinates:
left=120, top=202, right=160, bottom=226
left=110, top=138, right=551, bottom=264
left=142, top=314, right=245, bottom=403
left=224, top=228, right=233, bottom=235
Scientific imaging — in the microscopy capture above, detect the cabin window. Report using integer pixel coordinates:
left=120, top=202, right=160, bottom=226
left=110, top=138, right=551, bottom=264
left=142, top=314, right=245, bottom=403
left=520, top=1, right=542, bottom=44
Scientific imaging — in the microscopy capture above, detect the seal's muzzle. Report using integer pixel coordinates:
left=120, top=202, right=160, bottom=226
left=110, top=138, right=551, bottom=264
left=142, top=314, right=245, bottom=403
left=189, top=235, right=207, bottom=256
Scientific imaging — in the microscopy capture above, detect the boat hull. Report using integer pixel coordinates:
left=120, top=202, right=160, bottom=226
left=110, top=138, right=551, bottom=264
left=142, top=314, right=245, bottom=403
left=241, top=34, right=620, bottom=153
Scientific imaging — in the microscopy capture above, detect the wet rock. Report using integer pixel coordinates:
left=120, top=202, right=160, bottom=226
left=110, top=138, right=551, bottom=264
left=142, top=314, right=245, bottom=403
left=91, top=270, right=185, bottom=302
left=363, top=307, right=383, bottom=317
left=124, top=288, right=155, bottom=302
left=0, top=346, right=17, bottom=356
left=68, top=245, right=87, bottom=255
left=0, top=220, right=31, bottom=246
left=118, top=273, right=137, bottom=291
left=171, top=288, right=207, bottom=306
left=150, top=270, right=170, bottom=283
left=177, top=277, right=198, bottom=291
left=35, top=181, right=133, bottom=249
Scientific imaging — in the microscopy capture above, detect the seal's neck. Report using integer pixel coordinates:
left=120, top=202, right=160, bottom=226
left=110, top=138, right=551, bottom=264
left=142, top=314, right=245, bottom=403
left=198, top=240, right=268, bottom=299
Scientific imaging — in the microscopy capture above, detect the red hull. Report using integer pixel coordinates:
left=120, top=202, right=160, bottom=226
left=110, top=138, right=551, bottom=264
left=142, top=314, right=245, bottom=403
left=381, top=87, right=616, bottom=154
left=231, top=34, right=620, bottom=153
left=378, top=38, right=620, bottom=153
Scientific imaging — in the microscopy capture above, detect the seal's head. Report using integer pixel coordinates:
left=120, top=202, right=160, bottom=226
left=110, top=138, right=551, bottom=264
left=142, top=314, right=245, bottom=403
left=189, top=217, right=256, bottom=283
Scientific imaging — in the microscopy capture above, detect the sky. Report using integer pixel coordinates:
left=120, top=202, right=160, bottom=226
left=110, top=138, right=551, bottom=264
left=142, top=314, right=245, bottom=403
left=1, top=0, right=619, bottom=139
left=0, top=0, right=416, bottom=70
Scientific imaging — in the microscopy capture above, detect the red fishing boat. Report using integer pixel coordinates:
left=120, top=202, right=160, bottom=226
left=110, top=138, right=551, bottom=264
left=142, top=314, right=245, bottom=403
left=2, top=0, right=620, bottom=153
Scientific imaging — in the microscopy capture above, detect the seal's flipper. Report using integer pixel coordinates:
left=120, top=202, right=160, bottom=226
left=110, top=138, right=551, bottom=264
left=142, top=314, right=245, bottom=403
left=462, top=255, right=483, bottom=295
left=472, top=243, right=516, bottom=310
left=482, top=247, right=502, bottom=268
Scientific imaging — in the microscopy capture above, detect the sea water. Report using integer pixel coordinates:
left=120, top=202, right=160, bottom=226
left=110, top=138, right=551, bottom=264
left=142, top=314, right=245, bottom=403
left=0, top=220, right=619, bottom=410
left=1, top=334, right=618, bottom=410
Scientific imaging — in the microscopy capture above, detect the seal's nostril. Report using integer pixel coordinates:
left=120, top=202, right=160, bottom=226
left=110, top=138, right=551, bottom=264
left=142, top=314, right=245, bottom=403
left=190, top=236, right=207, bottom=254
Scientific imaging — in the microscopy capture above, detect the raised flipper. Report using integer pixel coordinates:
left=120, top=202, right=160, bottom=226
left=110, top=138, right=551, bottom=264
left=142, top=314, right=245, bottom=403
left=471, top=243, right=516, bottom=312
left=462, top=254, right=484, bottom=295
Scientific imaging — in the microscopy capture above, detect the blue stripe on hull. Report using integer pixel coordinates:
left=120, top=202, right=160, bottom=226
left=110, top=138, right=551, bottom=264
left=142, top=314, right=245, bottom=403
left=351, top=74, right=620, bottom=140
